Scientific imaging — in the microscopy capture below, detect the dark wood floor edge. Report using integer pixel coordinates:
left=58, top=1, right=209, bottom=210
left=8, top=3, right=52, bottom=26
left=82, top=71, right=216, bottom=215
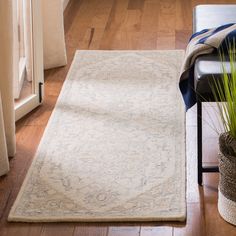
left=0, top=189, right=12, bottom=222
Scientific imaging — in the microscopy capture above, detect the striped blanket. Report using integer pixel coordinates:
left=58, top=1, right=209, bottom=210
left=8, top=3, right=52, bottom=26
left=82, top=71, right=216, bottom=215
left=179, top=23, right=236, bottom=110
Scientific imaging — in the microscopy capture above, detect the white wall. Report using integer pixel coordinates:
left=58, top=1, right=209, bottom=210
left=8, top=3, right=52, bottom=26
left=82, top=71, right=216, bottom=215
left=42, top=0, right=67, bottom=69
left=63, top=0, right=70, bottom=11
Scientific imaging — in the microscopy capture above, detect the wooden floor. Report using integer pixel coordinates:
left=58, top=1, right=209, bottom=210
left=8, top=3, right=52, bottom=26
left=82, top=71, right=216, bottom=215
left=1, top=0, right=236, bottom=235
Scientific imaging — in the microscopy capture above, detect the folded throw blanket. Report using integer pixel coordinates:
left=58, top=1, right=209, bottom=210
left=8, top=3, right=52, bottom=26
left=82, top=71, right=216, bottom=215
left=179, top=23, right=236, bottom=110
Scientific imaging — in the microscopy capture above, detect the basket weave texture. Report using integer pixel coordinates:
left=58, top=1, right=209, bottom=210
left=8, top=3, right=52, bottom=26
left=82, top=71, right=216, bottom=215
left=218, top=132, right=236, bottom=225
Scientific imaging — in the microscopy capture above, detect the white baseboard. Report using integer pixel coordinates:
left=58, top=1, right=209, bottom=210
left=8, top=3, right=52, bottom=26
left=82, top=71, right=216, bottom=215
left=63, top=0, right=70, bottom=11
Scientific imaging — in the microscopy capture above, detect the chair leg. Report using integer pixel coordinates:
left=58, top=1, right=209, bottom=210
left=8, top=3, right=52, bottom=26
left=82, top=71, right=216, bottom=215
left=197, top=100, right=203, bottom=185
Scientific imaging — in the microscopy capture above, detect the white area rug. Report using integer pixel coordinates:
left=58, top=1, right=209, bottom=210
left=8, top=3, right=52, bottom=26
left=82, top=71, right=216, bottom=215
left=8, top=50, right=186, bottom=222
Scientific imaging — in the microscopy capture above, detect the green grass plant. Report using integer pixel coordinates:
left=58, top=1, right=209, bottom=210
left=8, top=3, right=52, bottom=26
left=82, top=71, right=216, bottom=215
left=212, top=41, right=236, bottom=139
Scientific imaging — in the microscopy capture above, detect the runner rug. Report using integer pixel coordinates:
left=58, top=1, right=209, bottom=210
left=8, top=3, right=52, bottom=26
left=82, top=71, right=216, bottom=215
left=8, top=50, right=186, bottom=222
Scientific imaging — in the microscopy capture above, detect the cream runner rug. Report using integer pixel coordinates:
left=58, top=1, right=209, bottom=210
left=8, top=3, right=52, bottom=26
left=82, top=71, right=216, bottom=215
left=8, top=50, right=186, bottom=222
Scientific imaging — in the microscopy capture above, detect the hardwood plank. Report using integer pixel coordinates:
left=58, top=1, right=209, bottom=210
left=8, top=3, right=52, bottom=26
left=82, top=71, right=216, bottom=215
left=0, top=223, right=42, bottom=236
left=23, top=97, right=57, bottom=126
left=74, top=225, right=108, bottom=236
left=108, top=226, right=140, bottom=236
left=78, top=0, right=113, bottom=50
left=0, top=186, right=11, bottom=219
left=64, top=0, right=83, bottom=35
left=140, top=226, right=173, bottom=236
left=99, top=0, right=129, bottom=49
left=127, top=0, right=144, bottom=10
left=137, top=31, right=157, bottom=50
left=100, top=30, right=131, bottom=50
left=80, top=28, right=107, bottom=50
left=0, top=126, right=44, bottom=228
left=65, top=0, right=100, bottom=52
left=0, top=223, right=31, bottom=236
left=41, top=223, right=75, bottom=236
left=122, top=9, right=142, bottom=32
left=203, top=174, right=219, bottom=205
left=156, top=30, right=175, bottom=49
left=103, top=0, right=129, bottom=30
left=173, top=203, right=205, bottom=236
left=89, top=0, right=114, bottom=29
left=140, top=0, right=159, bottom=32
left=175, top=30, right=191, bottom=49
left=203, top=174, right=236, bottom=236
left=28, top=224, right=43, bottom=236
left=176, top=0, right=192, bottom=31
left=157, top=0, right=176, bottom=31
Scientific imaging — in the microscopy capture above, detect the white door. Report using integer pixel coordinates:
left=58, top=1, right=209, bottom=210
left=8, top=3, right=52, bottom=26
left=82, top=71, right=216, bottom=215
left=14, top=0, right=44, bottom=121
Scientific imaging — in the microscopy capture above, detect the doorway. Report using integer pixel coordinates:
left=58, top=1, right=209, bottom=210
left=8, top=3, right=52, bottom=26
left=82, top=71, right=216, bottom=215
left=14, top=0, right=44, bottom=121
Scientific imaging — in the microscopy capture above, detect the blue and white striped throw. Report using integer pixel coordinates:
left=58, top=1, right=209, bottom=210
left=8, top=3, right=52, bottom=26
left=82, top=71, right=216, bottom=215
left=179, top=23, right=236, bottom=110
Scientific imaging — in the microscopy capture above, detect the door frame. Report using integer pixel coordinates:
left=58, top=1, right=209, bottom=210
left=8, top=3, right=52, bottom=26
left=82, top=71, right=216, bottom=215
left=15, top=0, right=44, bottom=121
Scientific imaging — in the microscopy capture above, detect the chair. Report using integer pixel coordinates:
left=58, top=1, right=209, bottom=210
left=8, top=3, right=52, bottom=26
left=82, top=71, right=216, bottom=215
left=193, top=5, right=236, bottom=185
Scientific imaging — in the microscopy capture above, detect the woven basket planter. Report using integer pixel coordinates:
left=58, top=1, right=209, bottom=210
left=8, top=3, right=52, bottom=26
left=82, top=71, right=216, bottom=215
left=218, top=132, right=236, bottom=225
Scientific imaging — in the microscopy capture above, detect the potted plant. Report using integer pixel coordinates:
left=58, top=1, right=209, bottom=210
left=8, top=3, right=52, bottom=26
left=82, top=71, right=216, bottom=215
left=212, top=42, right=236, bottom=226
